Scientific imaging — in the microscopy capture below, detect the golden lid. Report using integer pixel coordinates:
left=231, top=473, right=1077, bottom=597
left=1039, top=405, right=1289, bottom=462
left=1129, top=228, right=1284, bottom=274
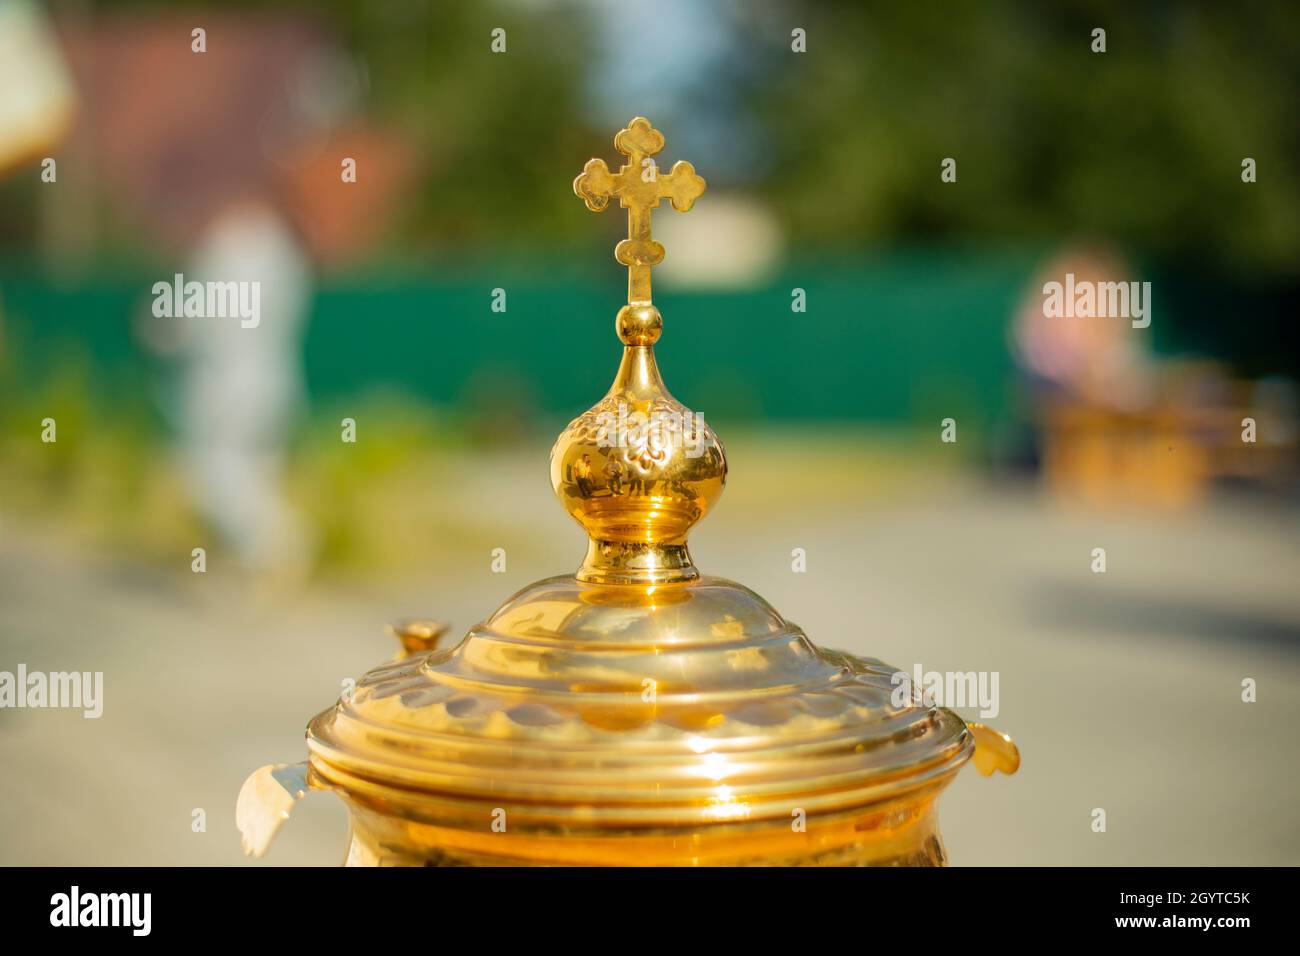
left=302, top=119, right=1012, bottom=855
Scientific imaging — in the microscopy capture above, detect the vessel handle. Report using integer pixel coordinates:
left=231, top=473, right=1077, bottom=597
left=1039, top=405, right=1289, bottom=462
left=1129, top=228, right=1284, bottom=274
left=966, top=722, right=1021, bottom=776
left=236, top=761, right=331, bottom=859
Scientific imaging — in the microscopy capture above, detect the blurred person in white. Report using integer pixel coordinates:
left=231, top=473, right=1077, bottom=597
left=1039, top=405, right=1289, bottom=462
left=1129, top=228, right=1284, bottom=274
left=75, top=19, right=418, bottom=577
left=172, top=198, right=314, bottom=577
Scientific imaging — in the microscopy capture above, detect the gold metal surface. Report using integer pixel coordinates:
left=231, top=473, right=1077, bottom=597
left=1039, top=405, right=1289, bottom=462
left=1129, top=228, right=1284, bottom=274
left=238, top=118, right=1019, bottom=866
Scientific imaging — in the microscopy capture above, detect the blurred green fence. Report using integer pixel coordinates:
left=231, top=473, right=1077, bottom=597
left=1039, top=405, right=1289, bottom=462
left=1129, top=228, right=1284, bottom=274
left=1, top=250, right=1037, bottom=431
left=7, top=248, right=1288, bottom=439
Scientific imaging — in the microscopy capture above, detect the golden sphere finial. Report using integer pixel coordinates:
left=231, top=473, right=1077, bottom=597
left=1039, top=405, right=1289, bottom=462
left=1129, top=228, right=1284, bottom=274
left=615, top=304, right=662, bottom=346
left=549, top=367, right=726, bottom=584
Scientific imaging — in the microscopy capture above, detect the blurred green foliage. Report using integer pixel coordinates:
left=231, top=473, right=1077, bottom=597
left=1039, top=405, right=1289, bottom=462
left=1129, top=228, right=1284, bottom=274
left=761, top=0, right=1300, bottom=273
left=0, top=342, right=189, bottom=550
left=0, top=359, right=533, bottom=576
left=316, top=0, right=597, bottom=250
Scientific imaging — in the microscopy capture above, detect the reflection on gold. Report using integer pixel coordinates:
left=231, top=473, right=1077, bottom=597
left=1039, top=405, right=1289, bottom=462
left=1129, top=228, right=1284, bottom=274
left=705, top=785, right=752, bottom=822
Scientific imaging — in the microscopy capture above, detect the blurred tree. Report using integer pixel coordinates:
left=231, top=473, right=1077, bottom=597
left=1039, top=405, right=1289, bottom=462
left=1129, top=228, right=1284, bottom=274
left=328, top=0, right=594, bottom=250
left=755, top=0, right=1300, bottom=273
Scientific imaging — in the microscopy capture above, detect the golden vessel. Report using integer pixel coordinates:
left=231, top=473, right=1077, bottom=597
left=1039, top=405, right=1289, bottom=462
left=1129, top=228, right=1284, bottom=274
left=237, top=118, right=1019, bottom=866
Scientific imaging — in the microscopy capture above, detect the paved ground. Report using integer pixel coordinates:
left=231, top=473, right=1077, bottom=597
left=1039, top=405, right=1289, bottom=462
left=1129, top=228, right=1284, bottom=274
left=2, top=439, right=1297, bottom=865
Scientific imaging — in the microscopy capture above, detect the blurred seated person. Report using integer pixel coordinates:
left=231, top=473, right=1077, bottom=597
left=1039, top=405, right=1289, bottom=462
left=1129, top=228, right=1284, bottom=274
left=1012, top=244, right=1205, bottom=508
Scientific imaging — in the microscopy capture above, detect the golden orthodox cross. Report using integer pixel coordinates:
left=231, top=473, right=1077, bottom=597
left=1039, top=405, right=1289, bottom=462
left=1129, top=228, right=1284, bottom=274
left=573, top=117, right=706, bottom=307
